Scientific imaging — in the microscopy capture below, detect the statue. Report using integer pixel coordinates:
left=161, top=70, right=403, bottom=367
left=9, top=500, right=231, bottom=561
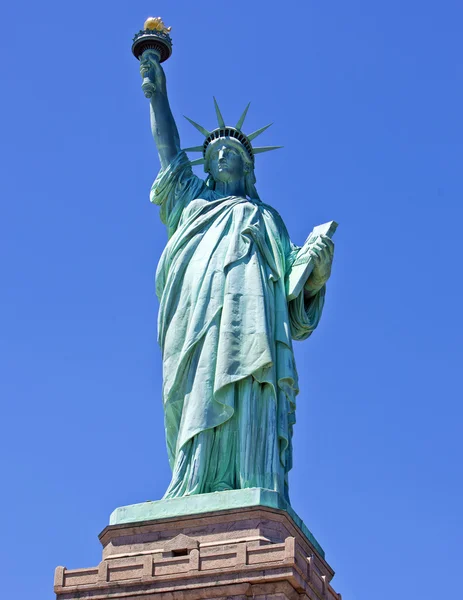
left=132, top=20, right=336, bottom=503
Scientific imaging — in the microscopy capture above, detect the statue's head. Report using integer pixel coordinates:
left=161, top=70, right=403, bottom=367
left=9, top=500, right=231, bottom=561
left=204, top=137, right=257, bottom=198
left=184, top=99, right=282, bottom=200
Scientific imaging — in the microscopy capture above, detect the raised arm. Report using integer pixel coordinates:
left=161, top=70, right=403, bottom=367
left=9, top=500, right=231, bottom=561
left=139, top=50, right=181, bottom=170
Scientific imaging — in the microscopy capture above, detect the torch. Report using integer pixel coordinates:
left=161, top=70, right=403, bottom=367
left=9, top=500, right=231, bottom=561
left=132, top=17, right=173, bottom=98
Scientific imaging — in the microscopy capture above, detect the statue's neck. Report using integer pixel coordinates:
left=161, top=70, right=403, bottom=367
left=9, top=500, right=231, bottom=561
left=214, top=178, right=246, bottom=198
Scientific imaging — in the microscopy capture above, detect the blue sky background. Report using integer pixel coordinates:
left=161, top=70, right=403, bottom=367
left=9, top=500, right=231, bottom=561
left=1, top=1, right=462, bottom=599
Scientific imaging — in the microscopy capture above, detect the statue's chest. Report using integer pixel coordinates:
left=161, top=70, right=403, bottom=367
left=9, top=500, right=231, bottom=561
left=181, top=196, right=256, bottom=228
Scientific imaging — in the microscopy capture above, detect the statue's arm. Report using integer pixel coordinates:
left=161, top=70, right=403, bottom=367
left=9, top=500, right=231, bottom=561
left=139, top=50, right=181, bottom=170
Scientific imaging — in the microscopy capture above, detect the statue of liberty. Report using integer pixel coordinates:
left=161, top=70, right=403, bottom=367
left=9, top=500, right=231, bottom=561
left=135, top=20, right=335, bottom=503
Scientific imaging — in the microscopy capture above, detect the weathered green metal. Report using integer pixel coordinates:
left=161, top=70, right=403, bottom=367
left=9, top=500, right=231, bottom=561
left=247, top=123, right=273, bottom=141
left=183, top=115, right=211, bottom=138
left=133, top=28, right=336, bottom=504
left=109, top=488, right=325, bottom=558
left=235, top=102, right=251, bottom=130
left=183, top=98, right=280, bottom=164
left=213, top=96, right=226, bottom=128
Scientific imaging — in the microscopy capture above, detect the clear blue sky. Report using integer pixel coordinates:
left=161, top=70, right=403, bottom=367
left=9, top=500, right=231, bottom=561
left=1, top=1, right=462, bottom=599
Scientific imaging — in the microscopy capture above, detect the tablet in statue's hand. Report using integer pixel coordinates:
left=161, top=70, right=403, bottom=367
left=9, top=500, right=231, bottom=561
left=286, top=221, right=338, bottom=301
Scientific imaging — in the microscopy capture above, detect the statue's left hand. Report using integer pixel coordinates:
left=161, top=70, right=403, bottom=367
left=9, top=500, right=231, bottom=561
left=305, top=235, right=334, bottom=291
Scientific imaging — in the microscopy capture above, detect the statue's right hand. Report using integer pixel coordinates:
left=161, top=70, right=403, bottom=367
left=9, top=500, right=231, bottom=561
left=139, top=50, right=167, bottom=98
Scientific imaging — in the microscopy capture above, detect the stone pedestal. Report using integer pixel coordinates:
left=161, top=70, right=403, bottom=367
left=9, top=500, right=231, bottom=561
left=55, top=492, right=341, bottom=600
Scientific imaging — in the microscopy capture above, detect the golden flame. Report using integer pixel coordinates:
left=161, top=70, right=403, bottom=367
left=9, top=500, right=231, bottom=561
left=143, top=16, right=171, bottom=34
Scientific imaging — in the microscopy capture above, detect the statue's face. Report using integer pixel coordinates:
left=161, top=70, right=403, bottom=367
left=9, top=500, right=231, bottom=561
left=208, top=143, right=246, bottom=184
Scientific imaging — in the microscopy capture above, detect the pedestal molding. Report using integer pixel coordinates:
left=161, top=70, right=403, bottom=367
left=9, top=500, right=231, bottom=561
left=55, top=505, right=340, bottom=600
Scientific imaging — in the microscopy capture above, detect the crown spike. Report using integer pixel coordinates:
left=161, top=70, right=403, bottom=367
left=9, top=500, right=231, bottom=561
left=236, top=102, right=251, bottom=131
left=190, top=157, right=206, bottom=166
left=247, top=123, right=273, bottom=142
left=252, top=146, right=283, bottom=154
left=183, top=146, right=205, bottom=153
left=184, top=116, right=210, bottom=137
left=213, top=97, right=226, bottom=128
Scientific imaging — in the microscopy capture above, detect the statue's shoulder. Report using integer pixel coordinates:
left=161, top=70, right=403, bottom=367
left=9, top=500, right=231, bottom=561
left=259, top=201, right=290, bottom=239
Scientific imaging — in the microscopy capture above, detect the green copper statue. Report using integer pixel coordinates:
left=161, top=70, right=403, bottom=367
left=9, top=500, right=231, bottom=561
left=133, top=20, right=336, bottom=503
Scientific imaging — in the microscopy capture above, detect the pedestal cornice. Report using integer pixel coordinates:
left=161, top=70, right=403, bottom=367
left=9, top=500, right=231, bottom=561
left=55, top=499, right=341, bottom=600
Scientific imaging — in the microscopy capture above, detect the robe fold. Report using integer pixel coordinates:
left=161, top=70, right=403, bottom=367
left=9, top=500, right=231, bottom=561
left=151, top=152, right=325, bottom=500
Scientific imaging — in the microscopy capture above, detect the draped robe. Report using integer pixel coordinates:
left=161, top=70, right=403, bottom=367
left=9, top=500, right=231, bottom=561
left=152, top=152, right=326, bottom=500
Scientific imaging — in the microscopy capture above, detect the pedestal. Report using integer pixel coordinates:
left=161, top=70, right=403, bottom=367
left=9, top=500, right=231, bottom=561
left=54, top=490, right=341, bottom=600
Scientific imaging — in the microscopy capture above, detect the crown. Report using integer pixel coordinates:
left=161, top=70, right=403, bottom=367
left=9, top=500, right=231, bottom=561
left=132, top=17, right=173, bottom=62
left=183, top=98, right=282, bottom=166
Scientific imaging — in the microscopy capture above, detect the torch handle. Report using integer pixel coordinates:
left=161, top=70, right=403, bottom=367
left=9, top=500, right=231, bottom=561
left=142, top=77, right=156, bottom=98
